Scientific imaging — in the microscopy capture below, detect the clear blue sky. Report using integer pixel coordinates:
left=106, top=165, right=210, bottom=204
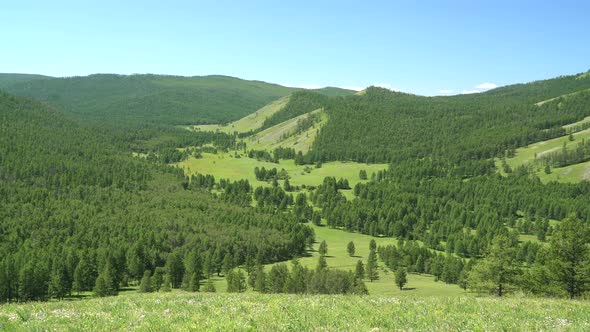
left=2, top=0, right=589, bottom=95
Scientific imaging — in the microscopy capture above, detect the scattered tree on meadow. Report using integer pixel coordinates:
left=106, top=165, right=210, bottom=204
left=355, top=260, right=365, bottom=280
left=319, top=240, right=328, bottom=256
left=347, top=241, right=356, bottom=257
left=395, top=268, right=407, bottom=290
left=359, top=170, right=368, bottom=180
left=366, top=249, right=379, bottom=282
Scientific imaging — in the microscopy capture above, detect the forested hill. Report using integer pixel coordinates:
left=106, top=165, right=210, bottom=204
left=0, top=73, right=355, bottom=127
left=0, top=91, right=313, bottom=302
left=0, top=73, right=50, bottom=90
left=304, top=71, right=590, bottom=172
left=0, top=74, right=296, bottom=125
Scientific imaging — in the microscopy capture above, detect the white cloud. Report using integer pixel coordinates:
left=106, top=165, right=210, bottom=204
left=461, top=89, right=481, bottom=94
left=475, top=82, right=497, bottom=90
left=439, top=89, right=454, bottom=94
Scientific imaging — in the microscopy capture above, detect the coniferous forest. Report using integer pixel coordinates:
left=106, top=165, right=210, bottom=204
left=1, top=70, right=590, bottom=305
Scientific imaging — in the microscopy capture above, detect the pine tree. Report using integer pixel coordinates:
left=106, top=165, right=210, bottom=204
left=359, top=169, right=368, bottom=180
left=73, top=255, right=95, bottom=293
left=347, top=241, right=356, bottom=257
left=202, top=278, right=216, bottom=292
left=548, top=215, right=590, bottom=298
left=189, top=273, right=200, bottom=292
left=355, top=260, right=365, bottom=280
left=369, top=239, right=377, bottom=252
left=226, top=269, right=246, bottom=293
left=222, top=253, right=233, bottom=276
left=139, top=270, right=153, bottom=293
left=317, top=255, right=328, bottom=271
left=161, top=274, right=172, bottom=292
left=366, top=250, right=379, bottom=282
left=468, top=234, right=521, bottom=296
left=318, top=240, right=328, bottom=256
left=395, top=268, right=407, bottom=290
left=93, top=274, right=109, bottom=297
left=152, top=267, right=166, bottom=292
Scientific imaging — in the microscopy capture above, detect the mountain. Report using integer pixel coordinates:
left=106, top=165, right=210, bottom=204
left=305, top=72, right=590, bottom=170
left=0, top=91, right=312, bottom=302
left=0, top=73, right=50, bottom=89
left=0, top=73, right=355, bottom=127
left=0, top=74, right=297, bottom=125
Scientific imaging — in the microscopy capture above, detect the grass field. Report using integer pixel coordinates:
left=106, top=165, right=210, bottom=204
left=2, top=292, right=589, bottom=331
left=280, top=224, right=464, bottom=297
left=496, top=124, right=590, bottom=182
left=244, top=109, right=326, bottom=153
left=191, top=96, right=289, bottom=134
left=189, top=95, right=328, bottom=153
left=176, top=152, right=388, bottom=191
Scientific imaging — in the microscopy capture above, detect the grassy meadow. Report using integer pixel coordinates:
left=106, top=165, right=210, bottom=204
left=1, top=292, right=589, bottom=331
left=176, top=152, right=387, bottom=191
left=190, top=96, right=289, bottom=134
left=496, top=121, right=590, bottom=182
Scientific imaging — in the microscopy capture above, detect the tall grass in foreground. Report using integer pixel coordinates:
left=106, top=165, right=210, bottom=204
left=1, top=292, right=589, bottom=331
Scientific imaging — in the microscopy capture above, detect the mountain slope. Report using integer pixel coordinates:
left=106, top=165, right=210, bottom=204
left=0, top=74, right=297, bottom=125
left=0, top=91, right=312, bottom=302
left=304, top=72, right=590, bottom=172
left=0, top=73, right=355, bottom=127
left=0, top=73, right=50, bottom=89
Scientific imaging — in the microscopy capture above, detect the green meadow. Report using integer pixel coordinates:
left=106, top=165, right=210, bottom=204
left=244, top=109, right=326, bottom=153
left=268, top=224, right=465, bottom=297
left=496, top=122, right=590, bottom=182
left=190, top=96, right=289, bottom=134
left=1, top=292, right=589, bottom=331
left=176, top=152, right=388, bottom=191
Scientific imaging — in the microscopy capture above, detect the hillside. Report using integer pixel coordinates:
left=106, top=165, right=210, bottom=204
left=0, top=74, right=297, bottom=125
left=0, top=73, right=50, bottom=89
left=0, top=73, right=354, bottom=127
left=303, top=72, right=590, bottom=169
left=0, top=91, right=313, bottom=303
left=2, top=71, right=590, bottom=308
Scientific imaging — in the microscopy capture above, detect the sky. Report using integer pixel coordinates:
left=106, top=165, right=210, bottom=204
left=2, top=0, right=589, bottom=96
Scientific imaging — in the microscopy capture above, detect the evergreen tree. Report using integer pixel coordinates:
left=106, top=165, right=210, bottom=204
left=226, top=269, right=246, bottom=293
left=369, top=239, right=377, bottom=252
left=395, top=268, right=407, bottom=290
left=48, top=260, right=69, bottom=300
left=139, top=270, right=153, bottom=293
left=189, top=273, right=200, bottom=292
left=73, top=255, right=95, bottom=293
left=366, top=250, right=379, bottom=282
left=359, top=169, right=368, bottom=180
left=318, top=240, right=328, bottom=256
left=152, top=267, right=166, bottom=292
left=222, top=253, right=233, bottom=276
left=468, top=235, right=521, bottom=296
left=317, top=255, right=328, bottom=271
left=355, top=260, right=365, bottom=280
left=161, top=274, right=172, bottom=292
left=347, top=241, right=356, bottom=257
left=548, top=215, right=590, bottom=298
left=202, top=278, right=216, bottom=292
left=268, top=264, right=289, bottom=293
